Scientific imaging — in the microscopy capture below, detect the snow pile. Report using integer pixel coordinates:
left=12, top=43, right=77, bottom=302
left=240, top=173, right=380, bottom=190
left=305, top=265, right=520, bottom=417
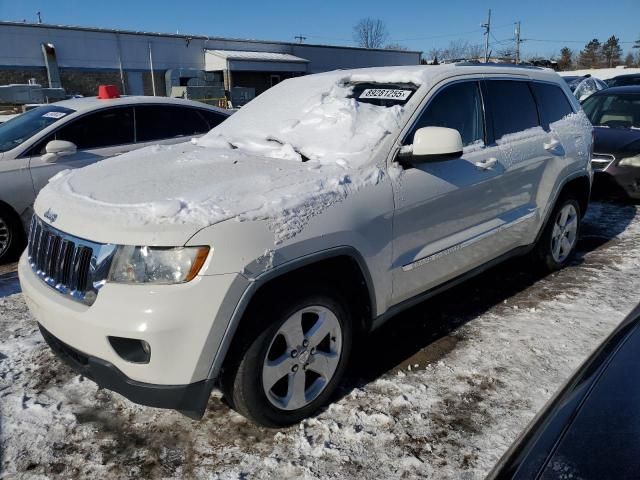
left=558, top=67, right=640, bottom=81
left=41, top=146, right=386, bottom=244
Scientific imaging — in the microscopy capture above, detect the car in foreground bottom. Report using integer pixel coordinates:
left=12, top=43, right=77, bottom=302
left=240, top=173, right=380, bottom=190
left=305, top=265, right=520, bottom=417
left=581, top=86, right=640, bottom=200
left=20, top=64, right=593, bottom=426
left=489, top=302, right=640, bottom=479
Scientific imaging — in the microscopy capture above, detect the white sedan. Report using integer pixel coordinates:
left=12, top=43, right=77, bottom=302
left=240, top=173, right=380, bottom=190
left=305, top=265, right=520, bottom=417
left=0, top=94, right=229, bottom=262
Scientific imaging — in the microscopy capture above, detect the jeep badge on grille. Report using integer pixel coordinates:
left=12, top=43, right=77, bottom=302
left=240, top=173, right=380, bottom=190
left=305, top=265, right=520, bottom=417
left=43, top=209, right=58, bottom=223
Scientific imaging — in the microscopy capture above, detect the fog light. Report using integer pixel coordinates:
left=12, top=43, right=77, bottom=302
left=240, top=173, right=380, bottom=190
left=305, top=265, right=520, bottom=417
left=108, top=336, right=151, bottom=364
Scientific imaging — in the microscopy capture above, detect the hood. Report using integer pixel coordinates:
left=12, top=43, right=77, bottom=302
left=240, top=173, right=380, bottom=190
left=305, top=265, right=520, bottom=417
left=35, top=142, right=385, bottom=246
left=593, top=126, right=640, bottom=157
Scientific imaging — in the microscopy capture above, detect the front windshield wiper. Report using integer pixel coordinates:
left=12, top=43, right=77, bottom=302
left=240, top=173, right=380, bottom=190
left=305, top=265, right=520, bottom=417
left=266, top=137, right=310, bottom=162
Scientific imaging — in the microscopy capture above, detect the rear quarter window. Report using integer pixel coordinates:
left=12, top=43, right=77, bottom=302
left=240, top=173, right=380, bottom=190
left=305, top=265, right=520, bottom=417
left=531, top=83, right=575, bottom=129
left=485, top=80, right=540, bottom=140
left=136, top=105, right=211, bottom=142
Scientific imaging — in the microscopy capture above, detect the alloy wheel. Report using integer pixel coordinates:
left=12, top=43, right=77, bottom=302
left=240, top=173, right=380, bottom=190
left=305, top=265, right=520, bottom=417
left=0, top=215, right=11, bottom=258
left=262, top=305, right=342, bottom=411
left=551, top=204, right=578, bottom=263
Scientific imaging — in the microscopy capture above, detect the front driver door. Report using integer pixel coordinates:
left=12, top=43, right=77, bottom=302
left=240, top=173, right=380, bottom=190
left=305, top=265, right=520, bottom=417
left=391, top=80, right=509, bottom=305
left=29, top=106, right=135, bottom=194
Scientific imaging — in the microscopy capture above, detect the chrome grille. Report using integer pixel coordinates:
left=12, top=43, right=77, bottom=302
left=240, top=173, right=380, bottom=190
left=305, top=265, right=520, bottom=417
left=27, top=216, right=117, bottom=305
left=591, top=153, right=616, bottom=171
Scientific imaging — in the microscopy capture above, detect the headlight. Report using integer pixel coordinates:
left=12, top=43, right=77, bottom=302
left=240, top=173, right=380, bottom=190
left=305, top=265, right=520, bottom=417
left=108, top=246, right=210, bottom=284
left=618, top=155, right=640, bottom=168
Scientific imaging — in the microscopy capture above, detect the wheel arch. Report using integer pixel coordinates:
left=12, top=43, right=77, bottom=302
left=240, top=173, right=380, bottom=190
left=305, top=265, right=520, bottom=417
left=536, top=172, right=591, bottom=244
left=208, top=247, right=376, bottom=381
left=558, top=174, right=591, bottom=219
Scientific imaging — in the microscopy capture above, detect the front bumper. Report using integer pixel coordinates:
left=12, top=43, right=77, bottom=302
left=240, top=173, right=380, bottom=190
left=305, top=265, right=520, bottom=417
left=19, top=252, right=249, bottom=386
left=38, top=323, right=214, bottom=416
left=594, top=169, right=640, bottom=200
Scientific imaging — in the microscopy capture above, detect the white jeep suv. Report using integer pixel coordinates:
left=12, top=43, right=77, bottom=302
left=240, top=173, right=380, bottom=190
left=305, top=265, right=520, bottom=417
left=19, top=64, right=592, bottom=427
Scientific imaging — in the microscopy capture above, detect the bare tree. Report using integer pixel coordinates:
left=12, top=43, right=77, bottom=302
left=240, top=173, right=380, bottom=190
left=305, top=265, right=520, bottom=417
left=624, top=52, right=635, bottom=67
left=353, top=18, right=388, bottom=49
left=385, top=43, right=408, bottom=51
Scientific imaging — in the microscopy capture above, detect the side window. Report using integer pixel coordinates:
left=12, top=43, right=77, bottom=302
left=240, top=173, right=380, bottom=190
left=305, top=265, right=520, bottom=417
left=406, top=81, right=484, bottom=147
left=199, top=109, right=227, bottom=130
left=55, top=107, right=134, bottom=149
left=531, top=83, right=575, bottom=129
left=136, top=105, right=210, bottom=142
left=485, top=80, right=539, bottom=139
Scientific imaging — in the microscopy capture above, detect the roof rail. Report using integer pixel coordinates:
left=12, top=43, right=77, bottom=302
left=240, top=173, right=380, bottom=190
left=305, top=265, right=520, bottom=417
left=454, top=61, right=545, bottom=70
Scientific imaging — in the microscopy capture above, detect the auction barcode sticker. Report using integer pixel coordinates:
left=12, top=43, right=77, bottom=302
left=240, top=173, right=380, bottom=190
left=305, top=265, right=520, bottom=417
left=359, top=89, right=412, bottom=101
left=42, top=111, right=67, bottom=119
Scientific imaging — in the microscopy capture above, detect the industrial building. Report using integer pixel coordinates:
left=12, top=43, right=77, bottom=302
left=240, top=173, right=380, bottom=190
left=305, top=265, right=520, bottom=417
left=0, top=21, right=421, bottom=105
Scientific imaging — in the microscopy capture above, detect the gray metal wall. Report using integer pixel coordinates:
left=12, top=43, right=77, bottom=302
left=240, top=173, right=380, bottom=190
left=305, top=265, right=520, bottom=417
left=0, top=22, right=421, bottom=73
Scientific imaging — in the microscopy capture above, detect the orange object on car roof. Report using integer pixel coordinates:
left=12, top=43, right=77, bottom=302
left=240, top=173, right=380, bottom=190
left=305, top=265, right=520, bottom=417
left=97, top=85, right=120, bottom=99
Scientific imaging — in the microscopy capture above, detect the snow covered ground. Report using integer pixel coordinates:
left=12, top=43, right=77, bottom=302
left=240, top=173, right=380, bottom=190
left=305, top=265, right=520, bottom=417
left=558, top=67, right=640, bottom=80
left=1, top=200, right=639, bottom=479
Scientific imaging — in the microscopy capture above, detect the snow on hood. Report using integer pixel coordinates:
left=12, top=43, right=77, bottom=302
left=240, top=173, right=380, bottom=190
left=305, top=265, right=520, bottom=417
left=38, top=68, right=438, bottom=244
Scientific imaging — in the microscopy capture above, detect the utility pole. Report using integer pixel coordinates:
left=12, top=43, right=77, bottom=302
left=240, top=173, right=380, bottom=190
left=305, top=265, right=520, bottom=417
left=482, top=9, right=491, bottom=63
left=515, top=21, right=521, bottom=64
left=294, top=35, right=307, bottom=44
left=36, top=11, right=42, bottom=24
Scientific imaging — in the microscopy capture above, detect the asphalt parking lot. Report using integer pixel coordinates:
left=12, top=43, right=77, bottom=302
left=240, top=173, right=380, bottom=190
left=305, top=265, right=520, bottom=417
left=1, top=200, right=639, bottom=479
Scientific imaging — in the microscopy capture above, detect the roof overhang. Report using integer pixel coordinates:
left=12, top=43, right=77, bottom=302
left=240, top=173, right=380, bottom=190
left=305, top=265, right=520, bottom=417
left=205, top=49, right=309, bottom=73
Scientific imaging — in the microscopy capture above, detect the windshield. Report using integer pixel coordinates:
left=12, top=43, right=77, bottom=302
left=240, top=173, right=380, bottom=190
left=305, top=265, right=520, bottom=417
left=198, top=73, right=418, bottom=168
left=582, top=93, right=640, bottom=129
left=563, top=76, right=582, bottom=92
left=0, top=105, right=75, bottom=153
left=573, top=78, right=607, bottom=101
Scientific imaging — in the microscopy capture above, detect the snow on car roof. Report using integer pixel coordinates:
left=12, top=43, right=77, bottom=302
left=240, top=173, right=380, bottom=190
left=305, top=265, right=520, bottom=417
left=208, top=50, right=309, bottom=63
left=48, top=95, right=228, bottom=114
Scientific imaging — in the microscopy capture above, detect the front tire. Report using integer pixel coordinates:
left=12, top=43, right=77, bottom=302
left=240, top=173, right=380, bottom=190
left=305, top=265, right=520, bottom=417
left=0, top=206, right=23, bottom=264
left=535, top=197, right=581, bottom=272
left=222, top=287, right=352, bottom=427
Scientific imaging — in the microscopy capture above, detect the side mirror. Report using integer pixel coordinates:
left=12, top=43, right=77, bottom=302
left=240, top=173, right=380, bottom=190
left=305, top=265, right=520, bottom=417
left=400, top=127, right=463, bottom=164
left=43, top=140, right=77, bottom=163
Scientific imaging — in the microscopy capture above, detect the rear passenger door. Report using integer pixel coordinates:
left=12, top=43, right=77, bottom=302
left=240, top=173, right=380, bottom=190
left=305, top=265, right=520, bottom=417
left=391, top=80, right=509, bottom=304
left=482, top=78, right=554, bottom=245
left=530, top=81, right=581, bottom=165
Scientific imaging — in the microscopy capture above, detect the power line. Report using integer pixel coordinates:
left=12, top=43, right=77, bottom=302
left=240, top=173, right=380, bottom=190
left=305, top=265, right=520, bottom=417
left=524, top=38, right=636, bottom=44
left=390, top=28, right=483, bottom=42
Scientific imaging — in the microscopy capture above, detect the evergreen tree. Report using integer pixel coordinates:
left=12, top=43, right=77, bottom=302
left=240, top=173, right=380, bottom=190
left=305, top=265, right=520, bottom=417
left=577, top=39, right=602, bottom=68
left=557, top=47, right=573, bottom=71
left=601, top=36, right=623, bottom=67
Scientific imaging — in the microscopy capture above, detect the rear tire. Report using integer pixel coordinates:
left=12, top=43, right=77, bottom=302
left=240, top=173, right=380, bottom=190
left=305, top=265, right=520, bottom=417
left=221, top=285, right=352, bottom=427
left=534, top=196, right=581, bottom=272
left=0, top=206, right=23, bottom=264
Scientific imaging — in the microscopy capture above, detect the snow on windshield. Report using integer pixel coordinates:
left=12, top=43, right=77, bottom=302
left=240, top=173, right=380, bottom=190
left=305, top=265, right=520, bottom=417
left=198, top=73, right=414, bottom=168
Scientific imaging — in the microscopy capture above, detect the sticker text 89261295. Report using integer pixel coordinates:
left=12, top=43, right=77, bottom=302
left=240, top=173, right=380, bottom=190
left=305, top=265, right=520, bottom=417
left=359, top=89, right=412, bottom=101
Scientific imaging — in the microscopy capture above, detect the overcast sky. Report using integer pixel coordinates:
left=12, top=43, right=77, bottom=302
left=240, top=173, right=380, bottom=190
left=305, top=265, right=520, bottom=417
left=1, top=0, right=639, bottom=58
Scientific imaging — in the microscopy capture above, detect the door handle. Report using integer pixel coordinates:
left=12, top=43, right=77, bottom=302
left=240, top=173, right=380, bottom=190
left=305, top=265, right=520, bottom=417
left=544, top=139, right=565, bottom=156
left=474, top=157, right=497, bottom=170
